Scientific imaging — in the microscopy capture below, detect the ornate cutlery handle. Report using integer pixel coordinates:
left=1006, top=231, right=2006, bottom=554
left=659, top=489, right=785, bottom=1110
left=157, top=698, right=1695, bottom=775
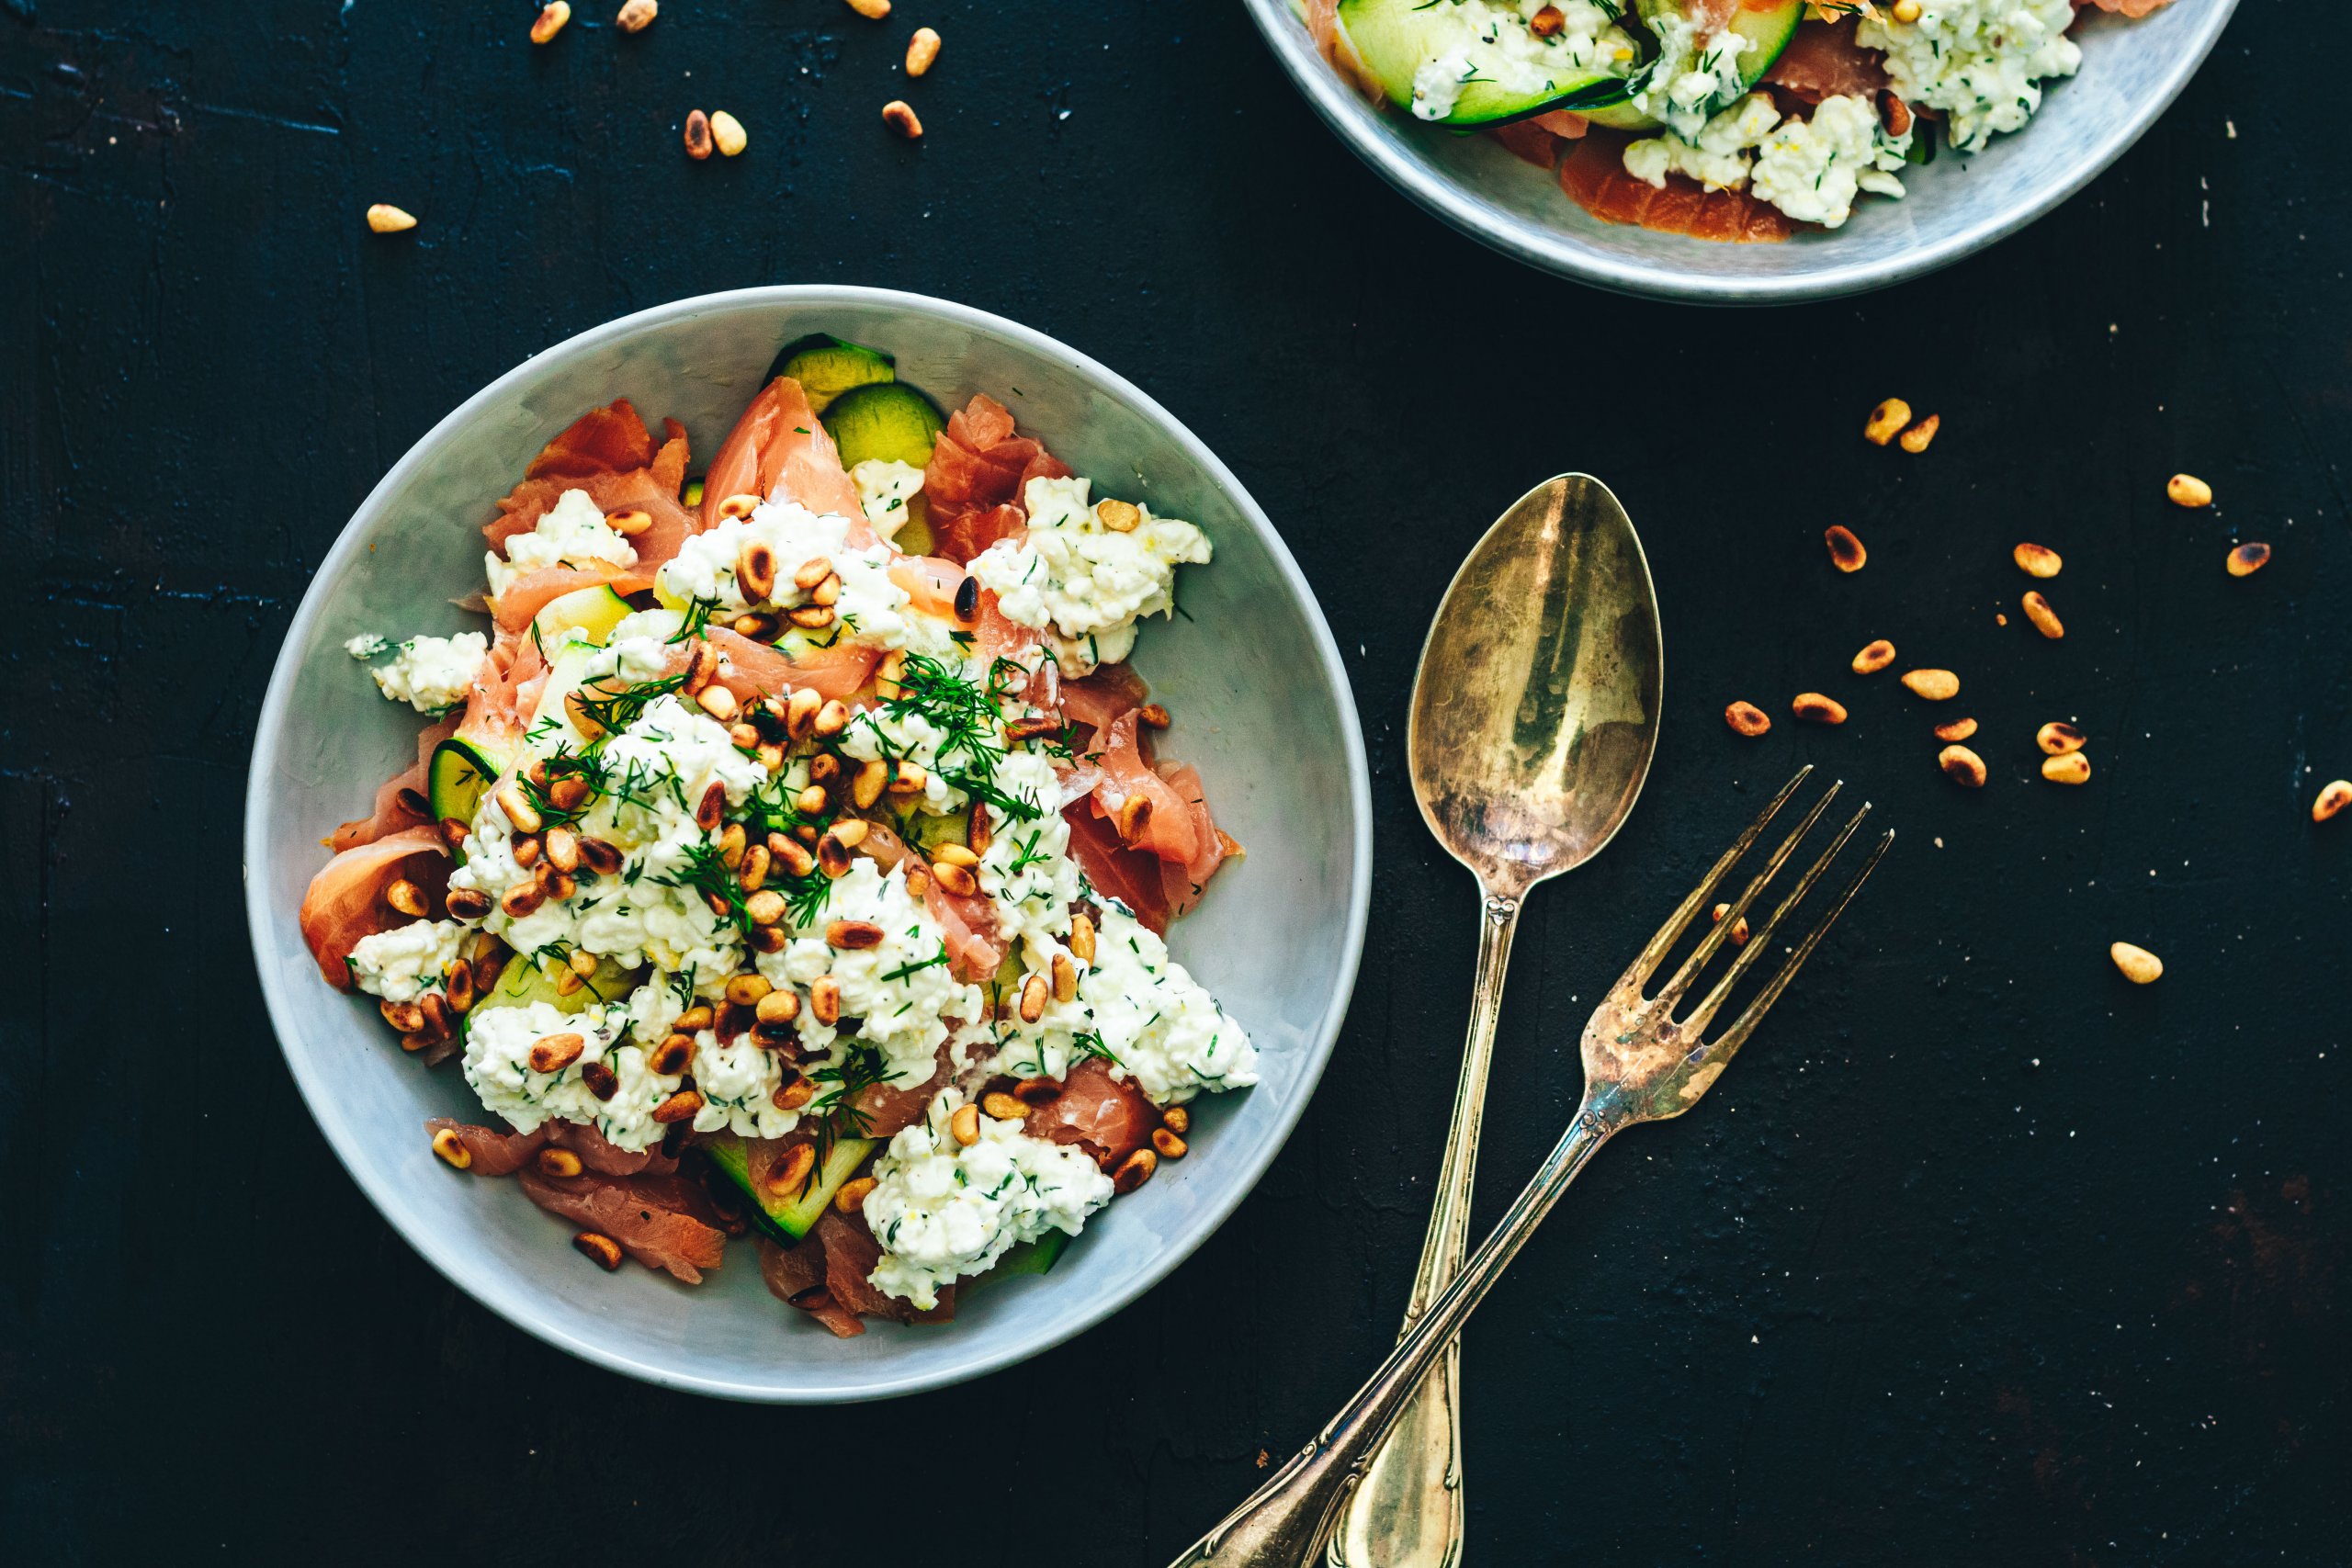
left=1328, top=889, right=1521, bottom=1568
left=1163, top=1103, right=1618, bottom=1568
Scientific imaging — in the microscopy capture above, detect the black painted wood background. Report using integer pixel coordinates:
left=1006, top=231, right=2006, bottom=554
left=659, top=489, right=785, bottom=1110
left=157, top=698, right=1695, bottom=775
left=5, top=2, right=2343, bottom=1563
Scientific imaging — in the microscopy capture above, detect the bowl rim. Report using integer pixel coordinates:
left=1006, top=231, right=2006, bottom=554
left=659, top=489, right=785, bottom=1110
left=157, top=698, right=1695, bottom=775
left=243, top=284, right=1374, bottom=1403
left=1240, top=0, right=2241, bottom=303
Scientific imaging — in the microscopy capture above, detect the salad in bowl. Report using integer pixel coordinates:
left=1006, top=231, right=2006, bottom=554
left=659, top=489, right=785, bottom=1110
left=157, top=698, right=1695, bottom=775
left=302, top=333, right=1258, bottom=1338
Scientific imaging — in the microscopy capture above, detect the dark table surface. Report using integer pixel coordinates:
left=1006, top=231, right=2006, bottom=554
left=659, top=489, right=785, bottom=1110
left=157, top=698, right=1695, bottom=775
left=6, top=2, right=2344, bottom=1563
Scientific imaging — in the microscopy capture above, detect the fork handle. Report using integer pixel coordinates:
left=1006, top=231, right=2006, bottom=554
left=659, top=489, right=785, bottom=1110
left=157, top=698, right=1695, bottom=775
left=1163, top=1103, right=1619, bottom=1568
left=1327, top=890, right=1521, bottom=1568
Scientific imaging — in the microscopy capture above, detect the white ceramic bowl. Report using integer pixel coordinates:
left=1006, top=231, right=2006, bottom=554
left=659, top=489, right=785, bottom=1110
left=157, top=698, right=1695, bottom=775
left=1244, top=0, right=2239, bottom=301
left=243, top=288, right=1372, bottom=1402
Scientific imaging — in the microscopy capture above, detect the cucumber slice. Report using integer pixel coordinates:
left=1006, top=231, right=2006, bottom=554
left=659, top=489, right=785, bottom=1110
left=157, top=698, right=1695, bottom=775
left=772, top=334, right=896, bottom=415
left=532, top=584, right=632, bottom=648
left=705, top=1134, right=876, bottom=1242
left=426, top=738, right=509, bottom=859
left=1582, top=0, right=1803, bottom=133
left=525, top=639, right=608, bottom=756
left=822, top=383, right=945, bottom=470
left=979, top=1230, right=1071, bottom=1285
left=1338, top=0, right=1637, bottom=128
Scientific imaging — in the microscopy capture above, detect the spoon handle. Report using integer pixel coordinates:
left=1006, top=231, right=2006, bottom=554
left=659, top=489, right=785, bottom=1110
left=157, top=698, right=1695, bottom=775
left=1328, top=888, right=1521, bottom=1568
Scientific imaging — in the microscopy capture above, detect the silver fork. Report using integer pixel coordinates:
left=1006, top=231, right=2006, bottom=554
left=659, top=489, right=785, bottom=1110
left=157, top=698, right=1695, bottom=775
left=1164, top=767, right=1892, bottom=1568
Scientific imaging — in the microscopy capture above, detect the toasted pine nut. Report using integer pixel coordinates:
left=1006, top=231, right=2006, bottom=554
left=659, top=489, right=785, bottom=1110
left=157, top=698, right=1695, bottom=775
left=1877, top=89, right=1912, bottom=138
left=784, top=686, right=822, bottom=739
left=1709, top=902, right=1750, bottom=945
left=1160, top=1104, right=1189, bottom=1135
left=725, top=973, right=773, bottom=1007
left=1095, top=498, right=1142, bottom=534
left=1792, top=693, right=1847, bottom=726
left=2226, top=542, right=2271, bottom=577
left=1850, top=638, right=1896, bottom=675
left=845, top=0, right=890, bottom=15
left=2313, top=780, right=2352, bottom=822
left=1114, top=792, right=1154, bottom=842
left=1724, top=700, right=1771, bottom=738
left=1901, top=669, right=1960, bottom=701
left=1932, top=717, right=1978, bottom=743
left=616, top=0, right=657, bottom=32
left=744, top=889, right=787, bottom=927
left=882, top=98, right=922, bottom=139
left=651, top=1088, right=703, bottom=1124
left=2166, top=473, right=2212, bottom=508
left=949, top=1101, right=981, bottom=1146
left=1113, top=1147, right=1158, bottom=1195
left=501, top=881, right=547, bottom=918
left=537, top=1147, right=583, bottom=1179
left=1151, top=1127, right=1189, bottom=1159
left=1014, top=1075, right=1063, bottom=1105
left=579, top=1061, right=618, bottom=1101
left=981, top=1090, right=1027, bottom=1121
left=827, top=919, right=884, bottom=949
left=774, top=1074, right=817, bottom=1111
left=494, top=781, right=543, bottom=834
left=790, top=556, right=833, bottom=592
left=1019, top=973, right=1048, bottom=1023
left=529, top=1032, right=586, bottom=1073
left=2021, top=591, right=2064, bottom=640
left=1862, top=398, right=1911, bottom=446
left=808, top=571, right=842, bottom=609
left=770, top=832, right=816, bottom=878
left=875, top=649, right=908, bottom=700
left=717, top=492, right=761, bottom=522
left=755, top=988, right=800, bottom=1026
left=431, top=1127, right=473, bottom=1169
left=683, top=108, right=713, bottom=161
left=544, top=826, right=582, bottom=874
left=1939, top=746, right=1987, bottom=788
left=932, top=860, right=978, bottom=897
left=809, top=976, right=842, bottom=1025
left=2109, top=942, right=2162, bottom=985
left=645, top=1032, right=688, bottom=1076
left=442, top=960, right=477, bottom=1013
left=573, top=1231, right=624, bottom=1270
left=366, top=203, right=417, bottom=233
left=1824, top=525, right=1867, bottom=573
left=835, top=1176, right=878, bottom=1213
left=695, top=781, right=727, bottom=831
left=765, top=1143, right=816, bottom=1195
left=2013, top=541, right=2062, bottom=579
left=812, top=698, right=850, bottom=738
left=851, top=758, right=890, bottom=808
left=1897, top=414, right=1940, bottom=454
left=737, top=540, right=778, bottom=603
left=886, top=761, right=929, bottom=795
left=931, top=842, right=979, bottom=869
left=1528, top=4, right=1566, bottom=36
left=2041, top=751, right=2091, bottom=785
left=1068, top=911, right=1097, bottom=964
left=905, top=25, right=941, bottom=74
left=531, top=2, right=571, bottom=43
left=568, top=947, right=598, bottom=978
left=2037, top=721, right=2086, bottom=756
left=676, top=1005, right=714, bottom=1032
left=817, top=829, right=855, bottom=878
left=384, top=877, right=428, bottom=918
left=709, top=109, right=747, bottom=157
left=446, top=886, right=492, bottom=922
left=1051, top=953, right=1078, bottom=1003
left=1892, top=0, right=1921, bottom=20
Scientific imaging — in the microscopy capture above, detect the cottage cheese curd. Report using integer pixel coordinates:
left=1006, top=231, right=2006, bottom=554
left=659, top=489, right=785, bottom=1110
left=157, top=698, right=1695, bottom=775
left=1623, top=91, right=1782, bottom=194
left=1858, top=0, right=2080, bottom=152
left=348, top=917, right=467, bottom=1003
left=861, top=1089, right=1116, bottom=1310
left=1748, top=94, right=1909, bottom=228
left=1628, top=8, right=1750, bottom=140
left=851, top=458, right=926, bottom=543
left=1405, top=0, right=1636, bottom=122
left=967, top=477, right=1211, bottom=675
left=368, top=632, right=487, bottom=714
left=484, top=488, right=638, bottom=601
left=658, top=499, right=913, bottom=648
left=461, top=998, right=683, bottom=1150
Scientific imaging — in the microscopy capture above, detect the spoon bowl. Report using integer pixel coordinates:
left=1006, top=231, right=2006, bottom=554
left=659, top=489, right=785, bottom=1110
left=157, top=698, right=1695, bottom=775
left=1408, top=473, right=1665, bottom=897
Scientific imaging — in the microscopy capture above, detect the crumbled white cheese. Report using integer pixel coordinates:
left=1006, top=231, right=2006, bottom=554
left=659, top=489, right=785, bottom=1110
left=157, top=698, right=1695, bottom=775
left=976, top=748, right=1084, bottom=956
left=835, top=705, right=973, bottom=816
left=1859, top=0, right=2080, bottom=152
left=862, top=1088, right=1115, bottom=1310
left=484, top=488, right=638, bottom=601
left=1748, top=93, right=1909, bottom=229
left=369, top=632, right=488, bottom=713
left=461, top=998, right=680, bottom=1151
left=348, top=918, right=467, bottom=1004
left=1403, top=0, right=1634, bottom=122
left=967, top=477, right=1210, bottom=675
left=344, top=634, right=389, bottom=660
left=851, top=458, right=927, bottom=542
left=658, top=499, right=914, bottom=647
left=689, top=1029, right=800, bottom=1138
left=1628, top=8, right=1751, bottom=140
left=1622, top=92, right=1782, bottom=193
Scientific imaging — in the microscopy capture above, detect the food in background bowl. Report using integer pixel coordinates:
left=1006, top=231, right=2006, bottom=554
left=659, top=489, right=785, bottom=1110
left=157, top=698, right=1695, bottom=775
left=1301, top=0, right=2177, bottom=238
left=302, top=334, right=1255, bottom=1337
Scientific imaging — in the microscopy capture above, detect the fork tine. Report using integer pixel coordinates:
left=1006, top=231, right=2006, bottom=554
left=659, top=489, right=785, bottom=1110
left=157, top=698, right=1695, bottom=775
left=1651, top=780, right=1843, bottom=1013
left=1690, top=823, right=1894, bottom=1068
left=1623, top=766, right=1813, bottom=987
left=1677, top=800, right=1872, bottom=1035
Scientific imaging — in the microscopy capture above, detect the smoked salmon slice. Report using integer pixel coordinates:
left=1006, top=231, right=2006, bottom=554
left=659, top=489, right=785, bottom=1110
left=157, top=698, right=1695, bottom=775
left=1559, top=130, right=1797, bottom=243
left=1763, top=18, right=1889, bottom=103
left=329, top=711, right=459, bottom=853
left=700, top=377, right=867, bottom=536
left=1023, top=1057, right=1157, bottom=1166
left=299, top=824, right=450, bottom=988
left=922, top=394, right=1071, bottom=565
left=515, top=1168, right=729, bottom=1283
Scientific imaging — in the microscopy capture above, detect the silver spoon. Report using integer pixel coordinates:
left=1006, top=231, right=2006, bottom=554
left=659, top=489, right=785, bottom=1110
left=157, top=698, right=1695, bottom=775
left=1331, top=473, right=1662, bottom=1568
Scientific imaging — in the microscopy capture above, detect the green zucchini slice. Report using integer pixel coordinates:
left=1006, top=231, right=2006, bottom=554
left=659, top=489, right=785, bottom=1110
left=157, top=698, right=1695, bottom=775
left=1581, top=0, right=1804, bottom=132
left=772, top=334, right=897, bottom=414
left=1337, top=0, right=1638, bottom=128
left=822, top=382, right=946, bottom=470
left=426, top=738, right=509, bottom=860
left=531, top=583, right=633, bottom=648
left=705, top=1134, right=877, bottom=1242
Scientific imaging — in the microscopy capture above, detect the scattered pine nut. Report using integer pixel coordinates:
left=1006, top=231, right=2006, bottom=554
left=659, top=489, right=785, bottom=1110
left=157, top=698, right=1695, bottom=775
left=882, top=98, right=922, bottom=139
left=2041, top=751, right=2092, bottom=785
left=1862, top=398, right=1911, bottom=446
left=1824, top=525, right=1867, bottom=573
left=710, top=110, right=747, bottom=157
left=2021, top=591, right=2064, bottom=640
left=1709, top=902, right=1750, bottom=945
left=1901, top=668, right=1960, bottom=702
left=845, top=0, right=890, bottom=15
left=906, top=26, right=942, bottom=75
left=683, top=108, right=713, bottom=160
left=2312, top=780, right=2351, bottom=822
left=835, top=1176, right=877, bottom=1213
left=1932, top=717, right=1978, bottom=743
left=2226, top=542, right=2271, bottom=577
left=651, top=1088, right=705, bottom=1124
left=1724, top=700, right=1771, bottom=738
left=2013, top=542, right=2062, bottom=579
left=366, top=203, right=417, bottom=233
left=616, top=0, right=658, bottom=33
left=1151, top=1127, right=1190, bottom=1159
left=765, top=1143, right=816, bottom=1196
left=537, top=1147, right=584, bottom=1179
left=981, top=1090, right=1027, bottom=1122
left=1159, top=1105, right=1190, bottom=1135
left=1897, top=414, right=1940, bottom=454
left=1938, top=745, right=1987, bottom=788
left=573, top=1232, right=625, bottom=1270
left=1097, top=498, right=1143, bottom=534
left=949, top=1101, right=982, bottom=1147
left=1892, top=0, right=1922, bottom=21
left=1528, top=5, right=1566, bottom=37
left=1792, top=693, right=1848, bottom=726
left=2109, top=942, right=2162, bottom=985
left=605, top=506, right=652, bottom=536
left=1113, top=1147, right=1158, bottom=1195
left=384, top=877, right=428, bottom=918
left=2166, top=473, right=2212, bottom=508
left=2037, top=721, right=2086, bottom=756
left=1850, top=638, right=1895, bottom=675
left=531, top=2, right=571, bottom=44
left=431, top=1127, right=473, bottom=1169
